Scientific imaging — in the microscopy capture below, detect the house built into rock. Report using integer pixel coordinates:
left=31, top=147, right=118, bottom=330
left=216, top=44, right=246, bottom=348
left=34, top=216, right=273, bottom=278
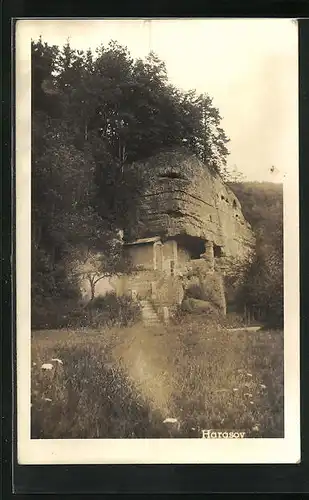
left=110, top=149, right=255, bottom=324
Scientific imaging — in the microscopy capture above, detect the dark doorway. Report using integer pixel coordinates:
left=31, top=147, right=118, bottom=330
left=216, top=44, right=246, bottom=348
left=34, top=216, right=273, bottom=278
left=170, top=235, right=206, bottom=260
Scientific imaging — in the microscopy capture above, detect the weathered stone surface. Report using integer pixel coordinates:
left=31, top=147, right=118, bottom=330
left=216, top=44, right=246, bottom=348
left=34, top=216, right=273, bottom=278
left=181, top=298, right=219, bottom=316
left=99, top=149, right=255, bottom=322
left=128, top=149, right=255, bottom=261
left=184, top=271, right=226, bottom=315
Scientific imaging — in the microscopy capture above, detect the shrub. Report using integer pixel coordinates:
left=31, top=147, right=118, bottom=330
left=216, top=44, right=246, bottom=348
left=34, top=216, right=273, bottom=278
left=31, top=297, right=81, bottom=330
left=31, top=292, right=142, bottom=330
left=87, top=292, right=142, bottom=327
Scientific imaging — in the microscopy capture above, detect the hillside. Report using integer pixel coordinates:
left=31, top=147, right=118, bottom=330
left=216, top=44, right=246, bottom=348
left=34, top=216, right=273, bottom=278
left=228, top=181, right=283, bottom=248
left=226, top=181, right=283, bottom=327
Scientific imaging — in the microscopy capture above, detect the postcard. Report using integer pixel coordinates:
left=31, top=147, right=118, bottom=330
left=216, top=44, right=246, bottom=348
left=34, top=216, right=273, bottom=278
left=16, top=18, right=300, bottom=464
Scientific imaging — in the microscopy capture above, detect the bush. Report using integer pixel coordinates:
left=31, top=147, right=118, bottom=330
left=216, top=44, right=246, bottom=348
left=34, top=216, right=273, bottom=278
left=31, top=297, right=81, bottom=330
left=86, top=292, right=142, bottom=327
left=31, top=293, right=142, bottom=330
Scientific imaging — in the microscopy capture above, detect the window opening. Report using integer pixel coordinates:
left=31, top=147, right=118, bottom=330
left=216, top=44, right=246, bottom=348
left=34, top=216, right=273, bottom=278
left=214, top=244, right=223, bottom=258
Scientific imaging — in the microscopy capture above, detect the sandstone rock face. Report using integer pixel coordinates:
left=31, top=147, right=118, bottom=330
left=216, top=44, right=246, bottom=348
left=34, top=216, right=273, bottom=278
left=109, top=149, right=255, bottom=321
left=128, top=149, right=255, bottom=261
left=181, top=298, right=220, bottom=316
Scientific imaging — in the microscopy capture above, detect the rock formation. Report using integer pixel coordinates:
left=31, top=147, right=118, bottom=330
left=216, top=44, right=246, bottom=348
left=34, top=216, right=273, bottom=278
left=126, top=148, right=254, bottom=262
left=111, top=148, right=255, bottom=322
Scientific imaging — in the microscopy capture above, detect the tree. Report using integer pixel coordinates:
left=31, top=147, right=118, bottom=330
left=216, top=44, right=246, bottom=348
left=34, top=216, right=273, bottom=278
left=31, top=37, right=232, bottom=311
left=234, top=240, right=283, bottom=327
left=228, top=182, right=283, bottom=327
left=195, top=93, right=230, bottom=175
left=68, top=236, right=132, bottom=302
left=31, top=37, right=61, bottom=118
left=223, top=164, right=246, bottom=183
left=53, top=40, right=230, bottom=172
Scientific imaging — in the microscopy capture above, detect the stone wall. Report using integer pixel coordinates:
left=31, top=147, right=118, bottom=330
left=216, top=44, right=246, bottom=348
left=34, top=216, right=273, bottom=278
left=125, top=242, right=155, bottom=270
left=110, top=270, right=159, bottom=299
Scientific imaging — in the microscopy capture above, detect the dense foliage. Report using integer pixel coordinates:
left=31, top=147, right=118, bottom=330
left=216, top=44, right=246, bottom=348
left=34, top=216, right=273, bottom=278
left=32, top=37, right=283, bottom=329
left=31, top=37, right=230, bottom=316
left=228, top=182, right=283, bottom=328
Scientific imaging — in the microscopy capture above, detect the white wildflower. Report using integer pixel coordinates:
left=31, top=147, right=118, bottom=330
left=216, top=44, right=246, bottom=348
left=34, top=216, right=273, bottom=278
left=163, top=418, right=178, bottom=424
left=247, top=373, right=253, bottom=377
left=163, top=418, right=180, bottom=430
left=32, top=362, right=37, bottom=366
left=250, top=401, right=254, bottom=405
left=191, top=427, right=196, bottom=431
left=41, top=363, right=53, bottom=371
left=233, top=388, right=238, bottom=392
left=252, top=425, right=260, bottom=431
left=260, top=384, right=267, bottom=389
left=51, top=358, right=63, bottom=365
left=244, top=393, right=253, bottom=397
left=44, top=398, right=52, bottom=402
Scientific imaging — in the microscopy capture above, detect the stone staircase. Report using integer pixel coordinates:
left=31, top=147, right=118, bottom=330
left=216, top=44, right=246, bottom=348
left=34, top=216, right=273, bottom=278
left=140, top=299, right=161, bottom=326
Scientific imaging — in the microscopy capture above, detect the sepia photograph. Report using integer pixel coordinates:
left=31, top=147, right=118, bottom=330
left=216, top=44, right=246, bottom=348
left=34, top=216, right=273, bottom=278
left=16, top=18, right=300, bottom=464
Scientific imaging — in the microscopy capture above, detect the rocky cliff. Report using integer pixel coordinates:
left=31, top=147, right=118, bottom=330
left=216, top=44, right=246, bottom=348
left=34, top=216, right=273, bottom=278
left=127, top=149, right=255, bottom=261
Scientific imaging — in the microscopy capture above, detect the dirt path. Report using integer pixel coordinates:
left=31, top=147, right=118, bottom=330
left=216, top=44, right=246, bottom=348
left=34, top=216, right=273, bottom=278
left=111, top=325, right=179, bottom=420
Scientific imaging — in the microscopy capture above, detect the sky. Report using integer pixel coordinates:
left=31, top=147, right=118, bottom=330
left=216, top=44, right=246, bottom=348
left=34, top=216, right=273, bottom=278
left=25, top=18, right=298, bottom=182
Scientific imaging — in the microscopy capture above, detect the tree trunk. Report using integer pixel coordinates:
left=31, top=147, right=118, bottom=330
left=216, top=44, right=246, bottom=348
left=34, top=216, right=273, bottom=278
left=89, top=279, right=96, bottom=302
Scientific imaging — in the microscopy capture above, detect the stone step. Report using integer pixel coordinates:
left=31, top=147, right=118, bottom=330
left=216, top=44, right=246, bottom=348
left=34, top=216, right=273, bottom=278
left=140, top=299, right=161, bottom=325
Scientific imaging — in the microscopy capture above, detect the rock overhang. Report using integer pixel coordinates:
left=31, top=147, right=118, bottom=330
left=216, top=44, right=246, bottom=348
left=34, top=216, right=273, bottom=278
left=127, top=148, right=255, bottom=261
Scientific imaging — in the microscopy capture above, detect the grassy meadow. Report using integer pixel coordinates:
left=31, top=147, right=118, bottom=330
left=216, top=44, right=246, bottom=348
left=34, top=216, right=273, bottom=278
left=31, top=317, right=284, bottom=439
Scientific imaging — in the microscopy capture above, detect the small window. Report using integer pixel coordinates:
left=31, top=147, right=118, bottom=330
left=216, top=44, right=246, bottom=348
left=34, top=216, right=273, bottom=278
left=209, top=214, right=212, bottom=222
left=233, top=199, right=237, bottom=209
left=170, top=260, right=175, bottom=276
left=214, top=245, right=223, bottom=258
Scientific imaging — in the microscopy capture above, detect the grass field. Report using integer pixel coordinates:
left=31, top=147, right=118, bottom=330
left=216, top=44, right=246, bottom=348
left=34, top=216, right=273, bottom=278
left=31, top=317, right=284, bottom=439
